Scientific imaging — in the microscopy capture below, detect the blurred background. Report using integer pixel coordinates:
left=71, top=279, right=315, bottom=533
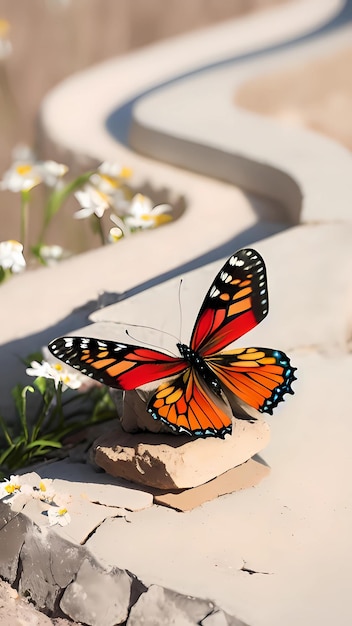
left=0, top=0, right=284, bottom=170
left=0, top=0, right=285, bottom=253
left=1, top=0, right=351, bottom=256
left=0, top=0, right=284, bottom=254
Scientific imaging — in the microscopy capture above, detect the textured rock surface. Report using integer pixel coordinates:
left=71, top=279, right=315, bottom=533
left=94, top=419, right=270, bottom=489
left=19, top=524, right=84, bottom=611
left=60, top=558, right=132, bottom=626
left=1, top=499, right=247, bottom=626
left=0, top=502, right=29, bottom=583
left=0, top=578, right=75, bottom=626
left=127, top=584, right=215, bottom=625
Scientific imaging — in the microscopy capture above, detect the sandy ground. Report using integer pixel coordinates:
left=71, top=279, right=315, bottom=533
left=236, top=45, right=352, bottom=150
left=0, top=578, right=78, bottom=626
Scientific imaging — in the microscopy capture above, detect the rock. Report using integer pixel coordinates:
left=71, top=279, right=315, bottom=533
left=0, top=577, right=58, bottom=626
left=153, top=457, right=270, bottom=511
left=118, top=389, right=181, bottom=434
left=60, top=558, right=131, bottom=626
left=93, top=418, right=270, bottom=489
left=19, top=524, right=85, bottom=611
left=19, top=525, right=62, bottom=610
left=127, top=585, right=215, bottom=626
left=0, top=502, right=30, bottom=583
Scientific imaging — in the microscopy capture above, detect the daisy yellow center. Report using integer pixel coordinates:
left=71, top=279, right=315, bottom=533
left=58, top=508, right=67, bottom=516
left=154, top=214, right=172, bottom=226
left=100, top=174, right=121, bottom=189
left=53, top=364, right=64, bottom=372
left=120, top=166, right=133, bottom=179
left=16, top=164, right=33, bottom=176
left=110, top=227, right=123, bottom=241
left=141, top=213, right=171, bottom=226
left=96, top=189, right=109, bottom=203
left=5, top=483, right=20, bottom=494
left=39, top=481, right=47, bottom=492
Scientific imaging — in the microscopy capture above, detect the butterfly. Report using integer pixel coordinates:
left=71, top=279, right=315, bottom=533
left=48, top=248, right=296, bottom=438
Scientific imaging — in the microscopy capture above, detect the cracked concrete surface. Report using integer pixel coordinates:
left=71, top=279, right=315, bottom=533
left=0, top=500, right=243, bottom=625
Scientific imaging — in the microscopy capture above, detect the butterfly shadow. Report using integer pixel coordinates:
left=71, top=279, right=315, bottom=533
left=118, top=218, right=291, bottom=302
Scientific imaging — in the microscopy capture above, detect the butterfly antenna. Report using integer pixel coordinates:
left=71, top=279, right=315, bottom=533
left=97, top=319, right=179, bottom=343
left=124, top=329, right=178, bottom=357
left=178, top=279, right=183, bottom=343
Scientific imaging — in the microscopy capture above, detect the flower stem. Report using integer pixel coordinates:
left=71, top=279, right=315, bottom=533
left=56, top=383, right=65, bottom=429
left=38, top=171, right=94, bottom=245
left=20, top=190, right=30, bottom=255
left=92, top=214, right=106, bottom=245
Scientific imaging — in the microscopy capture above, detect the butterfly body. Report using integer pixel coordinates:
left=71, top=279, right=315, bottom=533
left=49, top=248, right=296, bottom=438
left=176, top=342, right=222, bottom=396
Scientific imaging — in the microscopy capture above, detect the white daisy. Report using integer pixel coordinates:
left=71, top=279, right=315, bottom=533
left=47, top=506, right=71, bottom=527
left=74, top=185, right=110, bottom=219
left=124, top=194, right=172, bottom=229
left=26, top=360, right=83, bottom=391
left=0, top=475, right=22, bottom=500
left=90, top=161, right=132, bottom=195
left=0, top=240, right=26, bottom=273
left=1, top=151, right=68, bottom=192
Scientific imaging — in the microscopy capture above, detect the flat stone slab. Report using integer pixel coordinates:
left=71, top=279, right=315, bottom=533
left=94, top=418, right=270, bottom=489
left=153, top=458, right=270, bottom=512
left=8, top=464, right=153, bottom=546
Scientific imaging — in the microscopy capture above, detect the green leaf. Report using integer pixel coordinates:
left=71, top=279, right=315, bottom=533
left=0, top=267, right=7, bottom=284
left=30, top=244, right=46, bottom=265
left=0, top=444, right=16, bottom=466
left=25, top=439, right=62, bottom=451
left=0, top=414, right=14, bottom=446
left=12, top=385, right=34, bottom=442
left=33, top=376, right=49, bottom=396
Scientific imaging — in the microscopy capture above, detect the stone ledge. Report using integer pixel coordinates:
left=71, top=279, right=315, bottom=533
left=130, top=26, right=352, bottom=225
left=0, top=500, right=247, bottom=626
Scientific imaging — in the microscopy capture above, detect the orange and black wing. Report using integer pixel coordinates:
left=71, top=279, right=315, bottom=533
left=207, top=347, right=296, bottom=415
left=48, top=337, right=186, bottom=389
left=148, top=368, right=232, bottom=438
left=191, top=248, right=268, bottom=357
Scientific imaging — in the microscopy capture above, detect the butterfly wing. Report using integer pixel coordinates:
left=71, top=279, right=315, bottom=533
left=189, top=248, right=295, bottom=415
left=206, top=347, right=296, bottom=415
left=148, top=368, right=232, bottom=438
left=48, top=336, right=186, bottom=390
left=191, top=248, right=268, bottom=356
left=48, top=247, right=296, bottom=437
left=49, top=337, right=232, bottom=437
